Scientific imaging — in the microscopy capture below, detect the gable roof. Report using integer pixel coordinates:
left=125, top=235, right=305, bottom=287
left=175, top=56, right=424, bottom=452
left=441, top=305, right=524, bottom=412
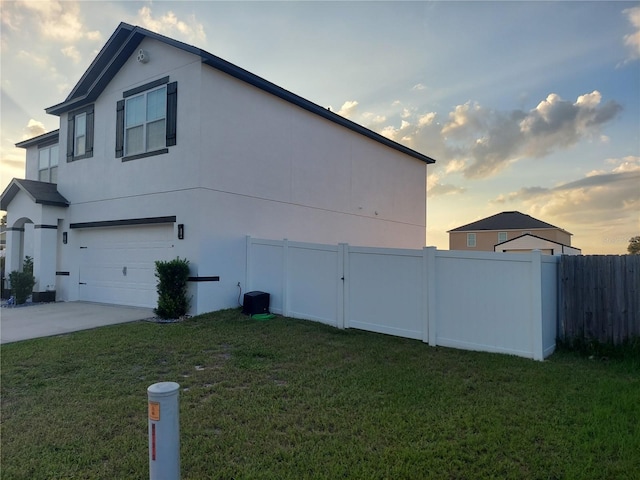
left=0, top=179, right=70, bottom=210
left=45, top=22, right=435, bottom=165
left=448, top=211, right=571, bottom=234
left=494, top=233, right=578, bottom=250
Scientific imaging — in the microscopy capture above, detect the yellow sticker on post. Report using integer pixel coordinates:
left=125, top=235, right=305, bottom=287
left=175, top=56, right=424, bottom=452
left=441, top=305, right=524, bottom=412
left=148, top=401, right=160, bottom=421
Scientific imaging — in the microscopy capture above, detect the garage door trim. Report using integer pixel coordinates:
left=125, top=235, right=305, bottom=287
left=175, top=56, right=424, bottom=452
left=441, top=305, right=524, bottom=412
left=70, top=215, right=176, bottom=229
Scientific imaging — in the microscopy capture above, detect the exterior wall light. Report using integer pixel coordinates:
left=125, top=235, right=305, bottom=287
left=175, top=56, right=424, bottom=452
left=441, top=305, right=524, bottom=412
left=63, top=232, right=68, bottom=244
left=178, top=224, right=184, bottom=240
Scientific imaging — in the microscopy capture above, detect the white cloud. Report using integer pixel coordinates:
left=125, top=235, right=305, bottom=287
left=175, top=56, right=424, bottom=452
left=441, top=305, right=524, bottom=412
left=492, top=157, right=640, bottom=227
left=363, top=112, right=386, bottom=125
left=137, top=6, right=206, bottom=44
left=412, top=83, right=427, bottom=91
left=337, top=100, right=358, bottom=118
left=23, top=119, right=46, bottom=139
left=6, top=1, right=103, bottom=43
left=427, top=172, right=465, bottom=198
left=379, top=125, right=399, bottom=140
left=61, top=45, right=81, bottom=64
left=434, top=92, right=622, bottom=179
left=418, top=112, right=436, bottom=127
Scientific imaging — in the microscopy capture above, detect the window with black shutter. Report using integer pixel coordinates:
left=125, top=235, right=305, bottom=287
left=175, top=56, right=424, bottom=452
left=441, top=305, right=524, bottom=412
left=116, top=77, right=177, bottom=161
left=66, top=104, right=94, bottom=162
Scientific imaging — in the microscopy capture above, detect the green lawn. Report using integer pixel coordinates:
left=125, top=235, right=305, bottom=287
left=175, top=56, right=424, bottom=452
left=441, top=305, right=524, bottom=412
left=1, top=309, right=639, bottom=479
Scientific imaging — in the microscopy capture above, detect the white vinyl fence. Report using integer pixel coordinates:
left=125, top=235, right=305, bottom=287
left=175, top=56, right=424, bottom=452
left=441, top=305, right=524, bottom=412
left=245, top=237, right=559, bottom=361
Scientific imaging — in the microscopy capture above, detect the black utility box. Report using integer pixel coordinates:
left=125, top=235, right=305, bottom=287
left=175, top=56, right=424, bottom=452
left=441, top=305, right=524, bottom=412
left=242, top=291, right=270, bottom=315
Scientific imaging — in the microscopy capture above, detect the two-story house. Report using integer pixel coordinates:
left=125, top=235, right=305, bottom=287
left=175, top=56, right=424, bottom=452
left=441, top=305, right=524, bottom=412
left=1, top=22, right=435, bottom=314
left=448, top=211, right=581, bottom=255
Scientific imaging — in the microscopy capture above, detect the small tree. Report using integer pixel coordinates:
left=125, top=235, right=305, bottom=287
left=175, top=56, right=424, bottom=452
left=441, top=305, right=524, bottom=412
left=154, top=257, right=190, bottom=319
left=9, top=256, right=35, bottom=304
left=628, top=236, right=640, bottom=255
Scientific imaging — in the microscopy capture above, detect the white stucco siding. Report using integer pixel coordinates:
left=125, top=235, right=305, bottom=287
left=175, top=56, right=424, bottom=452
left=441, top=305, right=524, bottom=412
left=57, top=38, right=203, bottom=204
left=23, top=146, right=39, bottom=180
left=198, top=65, right=427, bottom=242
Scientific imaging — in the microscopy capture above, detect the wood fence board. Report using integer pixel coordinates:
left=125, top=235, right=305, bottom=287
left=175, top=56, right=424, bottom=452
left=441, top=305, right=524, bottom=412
left=559, top=255, right=640, bottom=345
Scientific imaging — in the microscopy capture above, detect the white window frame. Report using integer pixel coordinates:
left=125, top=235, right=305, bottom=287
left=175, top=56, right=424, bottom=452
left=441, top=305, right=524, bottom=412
left=124, top=85, right=167, bottom=157
left=74, top=112, right=87, bottom=157
left=38, top=144, right=59, bottom=183
left=467, top=233, right=476, bottom=248
left=498, top=232, right=508, bottom=243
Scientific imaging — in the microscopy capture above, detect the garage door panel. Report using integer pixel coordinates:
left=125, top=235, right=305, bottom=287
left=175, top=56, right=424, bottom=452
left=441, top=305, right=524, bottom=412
left=78, top=225, right=175, bottom=308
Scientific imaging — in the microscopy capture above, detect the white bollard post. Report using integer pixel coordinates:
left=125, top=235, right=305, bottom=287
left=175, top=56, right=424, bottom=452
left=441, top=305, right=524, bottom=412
left=148, top=382, right=180, bottom=480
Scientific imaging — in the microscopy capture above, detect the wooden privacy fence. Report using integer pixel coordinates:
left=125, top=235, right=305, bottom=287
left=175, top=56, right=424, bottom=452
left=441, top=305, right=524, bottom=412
left=559, top=255, right=640, bottom=344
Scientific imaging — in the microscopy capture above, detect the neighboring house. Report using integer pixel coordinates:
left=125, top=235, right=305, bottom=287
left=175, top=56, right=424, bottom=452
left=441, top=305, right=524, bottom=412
left=1, top=22, right=435, bottom=314
left=448, top=211, right=581, bottom=255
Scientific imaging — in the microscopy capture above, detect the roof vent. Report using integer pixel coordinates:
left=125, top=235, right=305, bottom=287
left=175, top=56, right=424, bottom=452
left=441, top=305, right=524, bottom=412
left=137, top=49, right=149, bottom=64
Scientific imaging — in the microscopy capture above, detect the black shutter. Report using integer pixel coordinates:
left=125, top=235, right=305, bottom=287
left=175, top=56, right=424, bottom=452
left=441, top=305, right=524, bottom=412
left=67, top=115, right=75, bottom=161
left=166, top=82, right=177, bottom=147
left=85, top=105, right=94, bottom=156
left=116, top=100, right=125, bottom=158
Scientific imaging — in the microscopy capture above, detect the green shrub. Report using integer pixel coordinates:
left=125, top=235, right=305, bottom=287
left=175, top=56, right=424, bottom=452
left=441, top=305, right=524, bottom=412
left=154, top=257, right=191, bottom=319
left=9, top=269, right=35, bottom=305
left=23, top=256, right=33, bottom=276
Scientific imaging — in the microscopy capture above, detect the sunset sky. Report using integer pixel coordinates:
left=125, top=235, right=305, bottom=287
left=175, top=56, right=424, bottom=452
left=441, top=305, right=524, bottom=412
left=1, top=1, right=638, bottom=253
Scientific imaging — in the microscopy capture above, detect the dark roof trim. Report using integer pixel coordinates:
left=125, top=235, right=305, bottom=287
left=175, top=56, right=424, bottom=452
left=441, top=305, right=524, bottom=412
left=70, top=215, right=176, bottom=229
left=448, top=211, right=570, bottom=234
left=45, top=22, right=435, bottom=165
left=0, top=178, right=69, bottom=210
left=15, top=130, right=60, bottom=149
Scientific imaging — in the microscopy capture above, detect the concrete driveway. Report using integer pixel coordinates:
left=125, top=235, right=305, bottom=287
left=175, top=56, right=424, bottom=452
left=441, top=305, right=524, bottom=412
left=0, top=302, right=154, bottom=344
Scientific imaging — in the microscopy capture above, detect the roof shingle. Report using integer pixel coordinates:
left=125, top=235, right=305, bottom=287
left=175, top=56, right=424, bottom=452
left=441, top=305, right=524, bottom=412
left=0, top=179, right=69, bottom=210
left=448, top=211, right=567, bottom=233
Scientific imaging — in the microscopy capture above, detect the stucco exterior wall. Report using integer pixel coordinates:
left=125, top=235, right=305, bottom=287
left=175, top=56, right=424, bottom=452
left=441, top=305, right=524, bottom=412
left=56, top=38, right=203, bottom=204
left=197, top=64, right=427, bottom=235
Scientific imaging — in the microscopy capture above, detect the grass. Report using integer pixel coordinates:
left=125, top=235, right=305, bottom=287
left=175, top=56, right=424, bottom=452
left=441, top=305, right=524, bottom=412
left=1, top=309, right=639, bottom=479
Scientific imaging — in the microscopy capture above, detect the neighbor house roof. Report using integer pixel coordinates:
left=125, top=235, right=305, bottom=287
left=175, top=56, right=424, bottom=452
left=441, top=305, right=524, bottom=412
left=448, top=211, right=571, bottom=235
left=45, top=22, right=435, bottom=165
left=495, top=233, right=578, bottom=250
left=0, top=179, right=70, bottom=210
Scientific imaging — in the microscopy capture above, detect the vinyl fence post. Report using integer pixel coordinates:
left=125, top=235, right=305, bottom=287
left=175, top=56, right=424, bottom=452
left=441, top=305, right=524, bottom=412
left=282, top=239, right=289, bottom=317
left=425, top=247, right=437, bottom=346
left=148, top=382, right=180, bottom=480
left=530, top=250, right=544, bottom=361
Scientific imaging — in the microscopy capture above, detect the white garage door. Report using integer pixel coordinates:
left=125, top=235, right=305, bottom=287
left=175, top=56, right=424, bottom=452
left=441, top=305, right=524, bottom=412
left=78, top=224, right=175, bottom=308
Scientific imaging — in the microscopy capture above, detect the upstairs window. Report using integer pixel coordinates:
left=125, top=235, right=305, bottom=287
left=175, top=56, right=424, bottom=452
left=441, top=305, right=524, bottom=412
left=125, top=86, right=166, bottom=155
left=66, top=105, right=94, bottom=161
left=467, top=233, right=476, bottom=248
left=39, top=144, right=59, bottom=183
left=75, top=112, right=87, bottom=156
left=498, top=232, right=508, bottom=243
left=116, top=77, right=177, bottom=161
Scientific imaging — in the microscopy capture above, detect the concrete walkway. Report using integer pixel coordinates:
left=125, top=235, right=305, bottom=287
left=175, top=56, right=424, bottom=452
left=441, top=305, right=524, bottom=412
left=0, top=302, right=154, bottom=344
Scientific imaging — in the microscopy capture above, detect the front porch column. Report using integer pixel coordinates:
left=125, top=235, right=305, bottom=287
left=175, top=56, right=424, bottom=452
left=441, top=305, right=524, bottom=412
left=4, top=228, right=24, bottom=290
left=33, top=225, right=58, bottom=297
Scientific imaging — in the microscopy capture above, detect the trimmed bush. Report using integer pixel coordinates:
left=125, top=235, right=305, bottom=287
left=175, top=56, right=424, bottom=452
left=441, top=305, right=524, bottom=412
left=154, top=257, right=190, bottom=319
left=9, top=270, right=35, bottom=305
